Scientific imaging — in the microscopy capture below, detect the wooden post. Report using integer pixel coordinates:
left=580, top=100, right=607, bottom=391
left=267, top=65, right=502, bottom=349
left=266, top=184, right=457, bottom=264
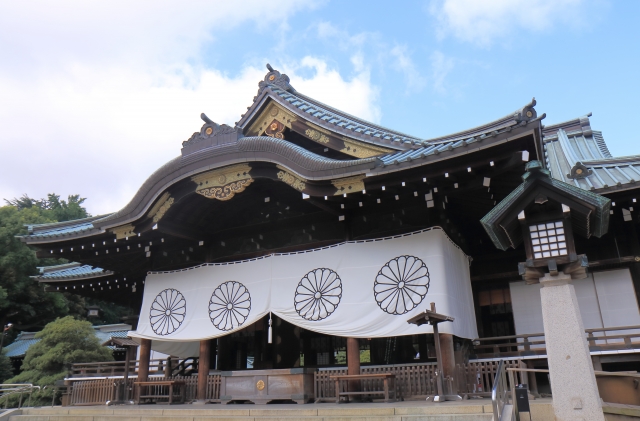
left=346, top=337, right=360, bottom=398
left=123, top=346, right=133, bottom=401
left=432, top=321, right=445, bottom=397
left=136, top=339, right=151, bottom=400
left=197, top=339, right=211, bottom=401
left=439, top=333, right=456, bottom=394
left=526, top=360, right=539, bottom=397
left=164, top=356, right=172, bottom=378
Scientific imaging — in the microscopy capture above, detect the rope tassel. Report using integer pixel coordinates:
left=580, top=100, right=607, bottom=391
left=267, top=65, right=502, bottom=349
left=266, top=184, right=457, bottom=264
left=268, top=312, right=273, bottom=344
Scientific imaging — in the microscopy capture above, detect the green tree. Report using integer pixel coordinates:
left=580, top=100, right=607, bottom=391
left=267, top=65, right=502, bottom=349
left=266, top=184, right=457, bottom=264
left=0, top=194, right=95, bottom=332
left=4, top=193, right=88, bottom=223
left=0, top=204, right=76, bottom=331
left=0, top=351, right=13, bottom=383
left=6, top=316, right=113, bottom=405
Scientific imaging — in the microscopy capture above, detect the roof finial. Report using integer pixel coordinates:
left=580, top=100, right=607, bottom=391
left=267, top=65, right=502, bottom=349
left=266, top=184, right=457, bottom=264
left=256, top=64, right=294, bottom=97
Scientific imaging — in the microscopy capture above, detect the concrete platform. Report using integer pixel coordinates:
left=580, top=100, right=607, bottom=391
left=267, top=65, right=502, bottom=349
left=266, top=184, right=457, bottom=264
left=5, top=398, right=561, bottom=421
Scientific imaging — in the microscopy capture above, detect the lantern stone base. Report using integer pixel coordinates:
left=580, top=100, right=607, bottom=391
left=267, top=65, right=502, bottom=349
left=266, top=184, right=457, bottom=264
left=540, top=271, right=605, bottom=421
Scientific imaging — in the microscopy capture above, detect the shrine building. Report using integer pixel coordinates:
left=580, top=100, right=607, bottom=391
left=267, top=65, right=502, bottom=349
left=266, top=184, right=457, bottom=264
left=20, top=65, right=640, bottom=404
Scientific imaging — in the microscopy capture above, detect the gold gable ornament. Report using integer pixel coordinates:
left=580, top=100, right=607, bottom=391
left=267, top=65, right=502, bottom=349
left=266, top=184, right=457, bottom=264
left=192, top=164, right=253, bottom=201
left=248, top=103, right=296, bottom=136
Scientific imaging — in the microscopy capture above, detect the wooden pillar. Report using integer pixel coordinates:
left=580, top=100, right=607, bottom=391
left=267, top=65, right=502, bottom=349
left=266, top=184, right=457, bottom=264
left=591, top=355, right=603, bottom=371
left=346, top=337, right=360, bottom=396
left=439, top=333, right=455, bottom=380
left=197, top=340, right=211, bottom=401
left=123, top=346, right=135, bottom=401
left=136, top=339, right=151, bottom=399
left=526, top=360, right=539, bottom=397
left=432, top=325, right=445, bottom=397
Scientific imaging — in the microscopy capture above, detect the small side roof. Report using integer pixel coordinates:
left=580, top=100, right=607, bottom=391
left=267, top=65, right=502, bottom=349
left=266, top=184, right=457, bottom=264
left=32, top=263, right=113, bottom=282
left=481, top=160, right=611, bottom=251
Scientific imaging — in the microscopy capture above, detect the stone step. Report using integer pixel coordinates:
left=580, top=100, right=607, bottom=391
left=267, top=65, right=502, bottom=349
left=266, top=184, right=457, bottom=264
left=11, top=405, right=495, bottom=421
left=10, top=416, right=493, bottom=421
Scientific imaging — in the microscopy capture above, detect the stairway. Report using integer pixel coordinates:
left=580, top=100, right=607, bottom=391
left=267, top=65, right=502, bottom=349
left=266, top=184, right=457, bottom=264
left=8, top=403, right=496, bottom=421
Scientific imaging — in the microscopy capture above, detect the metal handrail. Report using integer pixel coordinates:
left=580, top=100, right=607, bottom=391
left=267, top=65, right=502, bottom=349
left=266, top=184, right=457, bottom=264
left=491, top=360, right=511, bottom=421
left=0, top=384, right=41, bottom=408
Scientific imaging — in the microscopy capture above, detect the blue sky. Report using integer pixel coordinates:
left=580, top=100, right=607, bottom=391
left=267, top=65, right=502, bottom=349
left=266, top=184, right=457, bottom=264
left=1, top=0, right=638, bottom=215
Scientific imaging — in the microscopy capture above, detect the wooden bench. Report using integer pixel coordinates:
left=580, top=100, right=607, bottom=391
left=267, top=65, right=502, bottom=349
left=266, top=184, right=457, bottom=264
left=330, top=373, right=397, bottom=403
left=134, top=380, right=185, bottom=405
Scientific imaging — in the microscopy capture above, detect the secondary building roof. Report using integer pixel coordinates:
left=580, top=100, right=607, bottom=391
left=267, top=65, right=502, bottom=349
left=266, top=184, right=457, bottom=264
left=543, top=114, right=640, bottom=194
left=3, top=324, right=132, bottom=359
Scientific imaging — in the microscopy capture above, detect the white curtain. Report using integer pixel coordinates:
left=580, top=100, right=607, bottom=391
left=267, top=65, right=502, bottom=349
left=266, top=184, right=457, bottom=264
left=129, top=228, right=477, bottom=357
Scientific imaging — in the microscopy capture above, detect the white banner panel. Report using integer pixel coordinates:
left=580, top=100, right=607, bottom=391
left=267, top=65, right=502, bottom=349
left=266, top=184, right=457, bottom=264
left=130, top=228, right=477, bottom=357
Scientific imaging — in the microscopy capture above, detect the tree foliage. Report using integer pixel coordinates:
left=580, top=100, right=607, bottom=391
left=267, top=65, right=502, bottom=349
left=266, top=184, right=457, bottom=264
left=6, top=316, right=114, bottom=405
left=4, top=193, right=88, bottom=223
left=0, top=351, right=13, bottom=384
left=0, top=194, right=95, bottom=333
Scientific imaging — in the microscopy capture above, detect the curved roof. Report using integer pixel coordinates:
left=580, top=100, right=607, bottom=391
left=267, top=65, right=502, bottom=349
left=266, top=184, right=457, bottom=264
left=20, top=65, right=544, bottom=244
left=543, top=114, right=640, bottom=193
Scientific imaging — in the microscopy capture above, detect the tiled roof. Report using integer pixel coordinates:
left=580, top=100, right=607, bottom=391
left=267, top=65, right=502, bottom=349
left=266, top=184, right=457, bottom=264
left=32, top=263, right=113, bottom=282
left=269, top=86, right=423, bottom=147
left=543, top=115, right=640, bottom=193
left=4, top=333, right=39, bottom=358
left=239, top=66, right=542, bottom=155
left=237, top=136, right=379, bottom=173
left=22, top=214, right=111, bottom=242
left=3, top=325, right=132, bottom=358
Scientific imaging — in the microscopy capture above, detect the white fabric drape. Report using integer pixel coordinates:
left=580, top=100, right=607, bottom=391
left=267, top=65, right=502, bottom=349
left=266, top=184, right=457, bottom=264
left=129, top=228, right=477, bottom=357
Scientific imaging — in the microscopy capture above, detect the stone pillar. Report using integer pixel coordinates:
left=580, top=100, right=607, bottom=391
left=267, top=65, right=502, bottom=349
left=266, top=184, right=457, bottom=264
left=540, top=272, right=605, bottom=421
left=196, top=339, right=211, bottom=402
left=136, top=339, right=151, bottom=399
left=439, top=333, right=456, bottom=392
left=346, top=337, right=360, bottom=395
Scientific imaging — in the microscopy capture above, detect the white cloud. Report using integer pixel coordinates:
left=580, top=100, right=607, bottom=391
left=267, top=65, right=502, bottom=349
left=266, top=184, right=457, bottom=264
left=430, top=51, right=455, bottom=93
left=390, top=45, right=427, bottom=93
left=429, top=0, right=584, bottom=46
left=0, top=2, right=381, bottom=216
left=285, top=57, right=381, bottom=124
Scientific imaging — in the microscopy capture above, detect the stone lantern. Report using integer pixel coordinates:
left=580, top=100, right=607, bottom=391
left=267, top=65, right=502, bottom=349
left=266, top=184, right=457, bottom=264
left=481, top=160, right=610, bottom=421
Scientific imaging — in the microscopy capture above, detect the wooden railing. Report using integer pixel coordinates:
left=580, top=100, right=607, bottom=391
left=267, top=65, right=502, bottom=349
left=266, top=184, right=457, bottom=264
left=471, top=325, right=640, bottom=358
left=69, top=374, right=221, bottom=405
left=312, top=361, right=525, bottom=401
left=69, top=360, right=532, bottom=405
left=314, top=363, right=439, bottom=402
left=70, top=358, right=199, bottom=378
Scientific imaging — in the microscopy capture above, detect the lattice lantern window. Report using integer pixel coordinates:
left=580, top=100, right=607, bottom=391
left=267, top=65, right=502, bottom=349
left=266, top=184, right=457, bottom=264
left=519, top=203, right=577, bottom=267
left=529, top=221, right=567, bottom=259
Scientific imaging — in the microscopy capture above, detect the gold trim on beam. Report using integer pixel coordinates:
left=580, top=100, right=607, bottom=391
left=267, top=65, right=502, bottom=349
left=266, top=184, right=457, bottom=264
left=147, top=192, right=171, bottom=217
left=304, top=128, right=330, bottom=144
left=247, top=103, right=297, bottom=136
left=340, top=137, right=392, bottom=158
left=332, top=175, right=366, bottom=195
left=192, top=164, right=253, bottom=201
left=151, top=197, right=175, bottom=223
left=276, top=165, right=306, bottom=191
left=110, top=224, right=136, bottom=240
